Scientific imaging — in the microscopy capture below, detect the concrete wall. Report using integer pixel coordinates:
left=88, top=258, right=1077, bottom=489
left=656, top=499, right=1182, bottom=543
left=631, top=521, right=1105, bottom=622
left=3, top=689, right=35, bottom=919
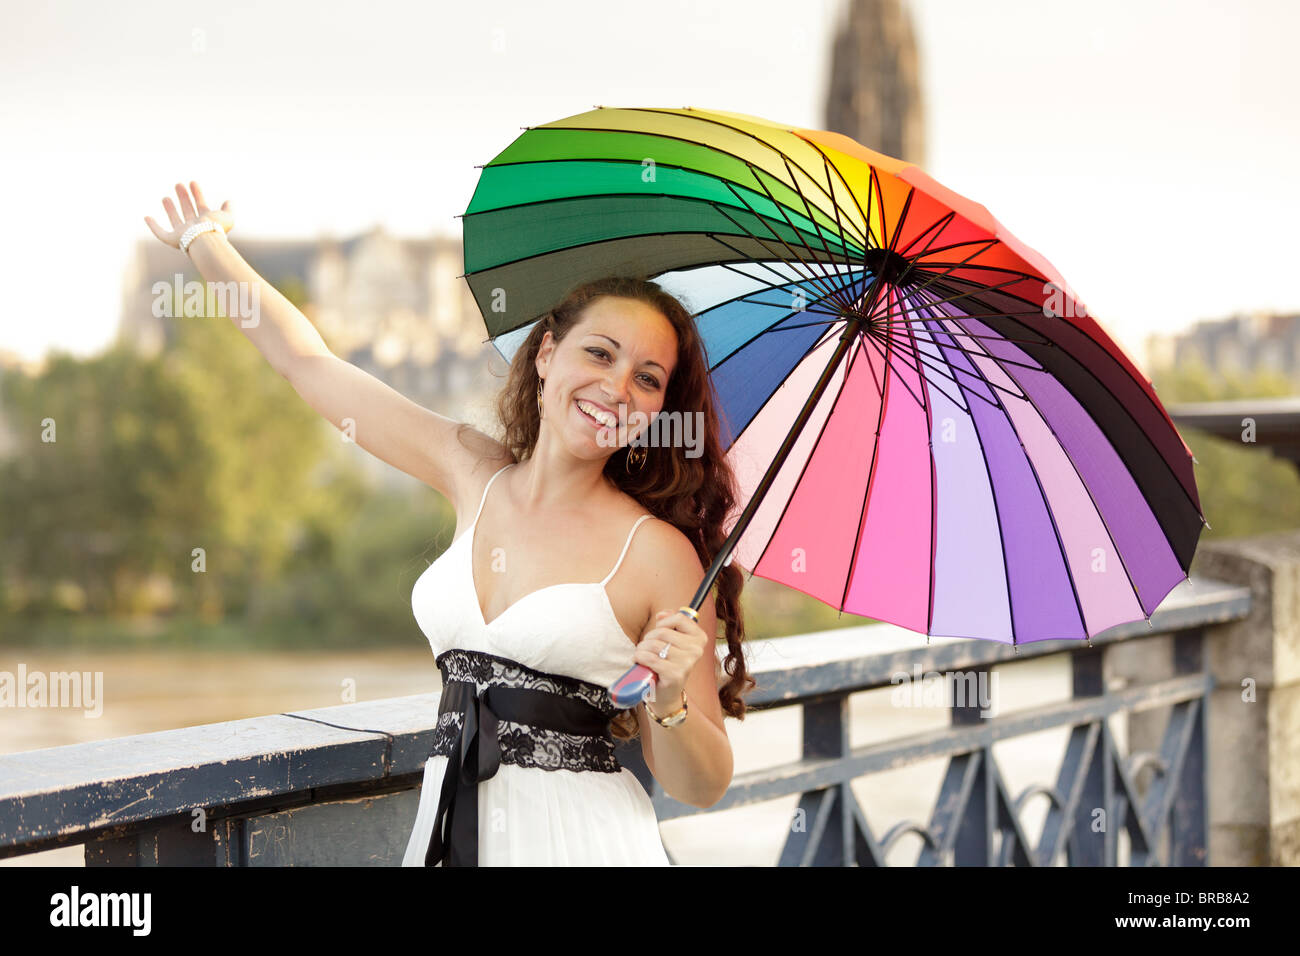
left=1186, top=531, right=1299, bottom=864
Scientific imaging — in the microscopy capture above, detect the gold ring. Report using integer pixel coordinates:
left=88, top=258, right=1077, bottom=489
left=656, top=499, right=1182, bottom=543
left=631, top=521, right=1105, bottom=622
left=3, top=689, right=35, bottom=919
left=677, top=605, right=699, bottom=623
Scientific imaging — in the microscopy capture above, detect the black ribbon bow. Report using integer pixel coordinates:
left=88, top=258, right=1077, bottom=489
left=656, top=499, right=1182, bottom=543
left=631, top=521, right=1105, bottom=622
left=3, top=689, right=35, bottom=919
left=425, top=678, right=614, bottom=867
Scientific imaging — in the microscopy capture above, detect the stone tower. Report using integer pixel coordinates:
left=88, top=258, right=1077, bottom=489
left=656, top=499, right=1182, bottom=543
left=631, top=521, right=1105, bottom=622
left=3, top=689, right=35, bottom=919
left=824, top=0, right=926, bottom=166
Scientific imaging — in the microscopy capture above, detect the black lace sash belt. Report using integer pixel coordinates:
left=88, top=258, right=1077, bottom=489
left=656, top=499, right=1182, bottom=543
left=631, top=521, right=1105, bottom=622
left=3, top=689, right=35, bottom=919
left=424, top=660, right=619, bottom=867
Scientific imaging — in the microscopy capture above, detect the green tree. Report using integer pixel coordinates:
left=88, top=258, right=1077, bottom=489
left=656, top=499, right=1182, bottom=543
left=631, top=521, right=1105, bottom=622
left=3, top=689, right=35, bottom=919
left=0, top=345, right=215, bottom=614
left=1151, top=356, right=1300, bottom=553
left=0, top=286, right=341, bottom=621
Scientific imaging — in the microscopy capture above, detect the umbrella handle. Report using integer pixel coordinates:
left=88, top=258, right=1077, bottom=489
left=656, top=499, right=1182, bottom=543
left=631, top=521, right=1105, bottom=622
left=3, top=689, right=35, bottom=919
left=609, top=663, right=658, bottom=709
left=608, top=605, right=701, bottom=709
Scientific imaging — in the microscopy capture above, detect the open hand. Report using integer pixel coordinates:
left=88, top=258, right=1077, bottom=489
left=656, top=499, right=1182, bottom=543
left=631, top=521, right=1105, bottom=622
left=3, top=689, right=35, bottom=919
left=144, top=181, right=233, bottom=249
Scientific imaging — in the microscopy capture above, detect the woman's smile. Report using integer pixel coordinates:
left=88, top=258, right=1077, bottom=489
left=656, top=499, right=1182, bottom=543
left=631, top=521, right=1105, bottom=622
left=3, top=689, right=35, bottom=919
left=573, top=396, right=618, bottom=431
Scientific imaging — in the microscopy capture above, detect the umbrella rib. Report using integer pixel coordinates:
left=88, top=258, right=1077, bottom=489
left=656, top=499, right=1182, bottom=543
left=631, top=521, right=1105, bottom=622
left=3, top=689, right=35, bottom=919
left=717, top=178, right=852, bottom=309
left=731, top=298, right=845, bottom=319
left=912, top=304, right=1026, bottom=645
left=705, top=195, right=850, bottom=309
left=897, top=234, right=1012, bottom=263
left=774, top=153, right=864, bottom=309
left=817, top=148, right=871, bottom=255
left=903, top=278, right=1205, bottom=528
left=869, top=333, right=929, bottom=415
left=732, top=323, right=875, bottom=603
left=868, top=325, right=1008, bottom=413
left=859, top=319, right=930, bottom=416
left=836, top=324, right=893, bottom=618
left=877, top=320, right=1046, bottom=381
left=878, top=209, right=1022, bottom=334
left=868, top=237, right=1002, bottom=318
left=871, top=274, right=1031, bottom=324
left=461, top=217, right=855, bottom=287
left=910, top=278, right=1050, bottom=313
left=920, top=312, right=1020, bottom=646
left=616, top=107, right=860, bottom=220
left=885, top=213, right=1036, bottom=324
left=735, top=325, right=866, bottom=590
left=872, top=289, right=941, bottom=419
left=922, top=308, right=1147, bottom=621
left=687, top=270, right=864, bottom=335
left=877, top=320, right=1056, bottom=347
left=888, top=212, right=964, bottom=284
left=895, top=211, right=958, bottom=260
left=862, top=322, right=1001, bottom=430
left=751, top=314, right=853, bottom=332
left=707, top=230, right=857, bottom=319
left=856, top=182, right=921, bottom=316
left=712, top=259, right=864, bottom=305
left=925, top=311, right=1091, bottom=642
left=710, top=303, right=857, bottom=451
left=510, top=114, right=850, bottom=221
left=846, top=276, right=888, bottom=341
left=873, top=271, right=1036, bottom=412
left=703, top=282, right=855, bottom=393
left=887, top=184, right=918, bottom=258
left=838, top=176, right=898, bottom=324
left=759, top=152, right=865, bottom=267
left=847, top=163, right=889, bottom=310
left=840, top=180, right=923, bottom=333
left=863, top=325, right=886, bottom=400
left=702, top=230, right=841, bottom=305
left=802, top=139, right=884, bottom=308
left=703, top=258, right=858, bottom=309
left=881, top=286, right=1042, bottom=395
left=862, top=166, right=891, bottom=306
left=801, top=138, right=882, bottom=252
left=888, top=317, right=1051, bottom=339
left=913, top=260, right=1047, bottom=288
left=895, top=287, right=942, bottom=637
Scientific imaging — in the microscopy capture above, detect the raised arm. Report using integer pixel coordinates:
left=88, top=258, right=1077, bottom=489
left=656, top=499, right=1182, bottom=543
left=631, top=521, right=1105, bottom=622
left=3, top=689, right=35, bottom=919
left=145, top=181, right=505, bottom=510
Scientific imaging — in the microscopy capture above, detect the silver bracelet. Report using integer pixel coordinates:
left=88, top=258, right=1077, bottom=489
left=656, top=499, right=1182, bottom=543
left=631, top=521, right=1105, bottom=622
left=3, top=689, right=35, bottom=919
left=179, top=220, right=224, bottom=255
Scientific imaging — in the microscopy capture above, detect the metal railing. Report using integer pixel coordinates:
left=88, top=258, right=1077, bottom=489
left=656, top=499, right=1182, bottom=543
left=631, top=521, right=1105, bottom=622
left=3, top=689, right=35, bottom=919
left=664, top=576, right=1247, bottom=865
left=0, top=575, right=1250, bottom=866
left=1166, top=396, right=1300, bottom=476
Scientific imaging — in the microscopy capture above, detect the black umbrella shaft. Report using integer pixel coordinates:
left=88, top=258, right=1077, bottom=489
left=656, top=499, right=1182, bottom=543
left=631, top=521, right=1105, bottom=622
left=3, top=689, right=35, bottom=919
left=688, top=315, right=867, bottom=612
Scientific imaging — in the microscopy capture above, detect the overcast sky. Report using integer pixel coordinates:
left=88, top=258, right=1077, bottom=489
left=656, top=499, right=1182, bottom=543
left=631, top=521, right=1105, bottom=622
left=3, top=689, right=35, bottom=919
left=2, top=0, right=1296, bottom=368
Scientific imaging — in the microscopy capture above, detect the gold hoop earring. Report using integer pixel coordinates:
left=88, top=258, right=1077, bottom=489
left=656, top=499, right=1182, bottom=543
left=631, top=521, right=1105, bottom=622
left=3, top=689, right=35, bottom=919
left=625, top=443, right=647, bottom=475
left=536, top=379, right=544, bottom=418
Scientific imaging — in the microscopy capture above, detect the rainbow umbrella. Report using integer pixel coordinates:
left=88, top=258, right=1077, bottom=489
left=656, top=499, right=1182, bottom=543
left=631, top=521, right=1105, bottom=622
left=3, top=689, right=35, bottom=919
left=459, top=105, right=1205, bottom=707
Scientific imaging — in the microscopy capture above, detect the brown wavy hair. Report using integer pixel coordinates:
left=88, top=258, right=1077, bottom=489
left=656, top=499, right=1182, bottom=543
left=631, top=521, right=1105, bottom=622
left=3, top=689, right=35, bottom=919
left=456, top=275, right=756, bottom=741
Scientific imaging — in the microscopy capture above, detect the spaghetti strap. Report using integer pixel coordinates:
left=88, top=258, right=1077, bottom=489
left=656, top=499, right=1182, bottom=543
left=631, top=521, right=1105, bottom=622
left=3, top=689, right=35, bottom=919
left=601, top=514, right=653, bottom=586
left=472, top=463, right=514, bottom=527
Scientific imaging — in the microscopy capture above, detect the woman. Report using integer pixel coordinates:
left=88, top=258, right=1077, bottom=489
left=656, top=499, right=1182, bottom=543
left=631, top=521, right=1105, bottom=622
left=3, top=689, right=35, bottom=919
left=146, top=182, right=755, bottom=866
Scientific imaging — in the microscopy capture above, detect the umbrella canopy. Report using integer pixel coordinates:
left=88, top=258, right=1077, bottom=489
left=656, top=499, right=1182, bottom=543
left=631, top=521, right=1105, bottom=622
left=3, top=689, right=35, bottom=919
left=460, top=105, right=1204, bottom=647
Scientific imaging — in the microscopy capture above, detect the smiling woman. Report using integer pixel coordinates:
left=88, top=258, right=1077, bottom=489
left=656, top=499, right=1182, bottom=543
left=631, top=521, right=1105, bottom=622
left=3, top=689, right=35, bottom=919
left=146, top=187, right=752, bottom=866
left=398, top=275, right=757, bottom=866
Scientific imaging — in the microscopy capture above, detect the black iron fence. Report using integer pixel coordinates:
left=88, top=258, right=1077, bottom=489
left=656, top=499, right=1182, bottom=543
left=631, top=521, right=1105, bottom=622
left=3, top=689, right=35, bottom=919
left=0, top=572, right=1256, bottom=866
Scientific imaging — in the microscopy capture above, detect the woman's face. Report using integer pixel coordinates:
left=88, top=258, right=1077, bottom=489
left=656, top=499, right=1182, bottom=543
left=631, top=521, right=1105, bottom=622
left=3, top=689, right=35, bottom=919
left=536, top=295, right=679, bottom=460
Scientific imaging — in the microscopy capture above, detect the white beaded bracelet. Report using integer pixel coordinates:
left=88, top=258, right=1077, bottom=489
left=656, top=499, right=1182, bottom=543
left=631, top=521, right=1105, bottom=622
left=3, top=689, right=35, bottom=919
left=179, top=220, right=225, bottom=255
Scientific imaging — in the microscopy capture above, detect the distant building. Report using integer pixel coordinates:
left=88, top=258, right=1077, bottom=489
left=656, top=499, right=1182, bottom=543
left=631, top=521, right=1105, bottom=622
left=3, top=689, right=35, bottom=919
left=116, top=228, right=513, bottom=488
left=1145, top=311, right=1300, bottom=386
left=824, top=0, right=926, bottom=166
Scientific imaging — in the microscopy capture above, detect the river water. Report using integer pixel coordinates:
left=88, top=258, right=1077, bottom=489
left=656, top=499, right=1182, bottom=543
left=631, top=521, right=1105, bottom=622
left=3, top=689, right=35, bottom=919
left=2, top=648, right=1095, bottom=866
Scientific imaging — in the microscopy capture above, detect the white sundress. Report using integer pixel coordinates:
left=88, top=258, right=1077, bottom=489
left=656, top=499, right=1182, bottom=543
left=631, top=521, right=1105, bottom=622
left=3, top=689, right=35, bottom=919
left=401, top=463, right=673, bottom=866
